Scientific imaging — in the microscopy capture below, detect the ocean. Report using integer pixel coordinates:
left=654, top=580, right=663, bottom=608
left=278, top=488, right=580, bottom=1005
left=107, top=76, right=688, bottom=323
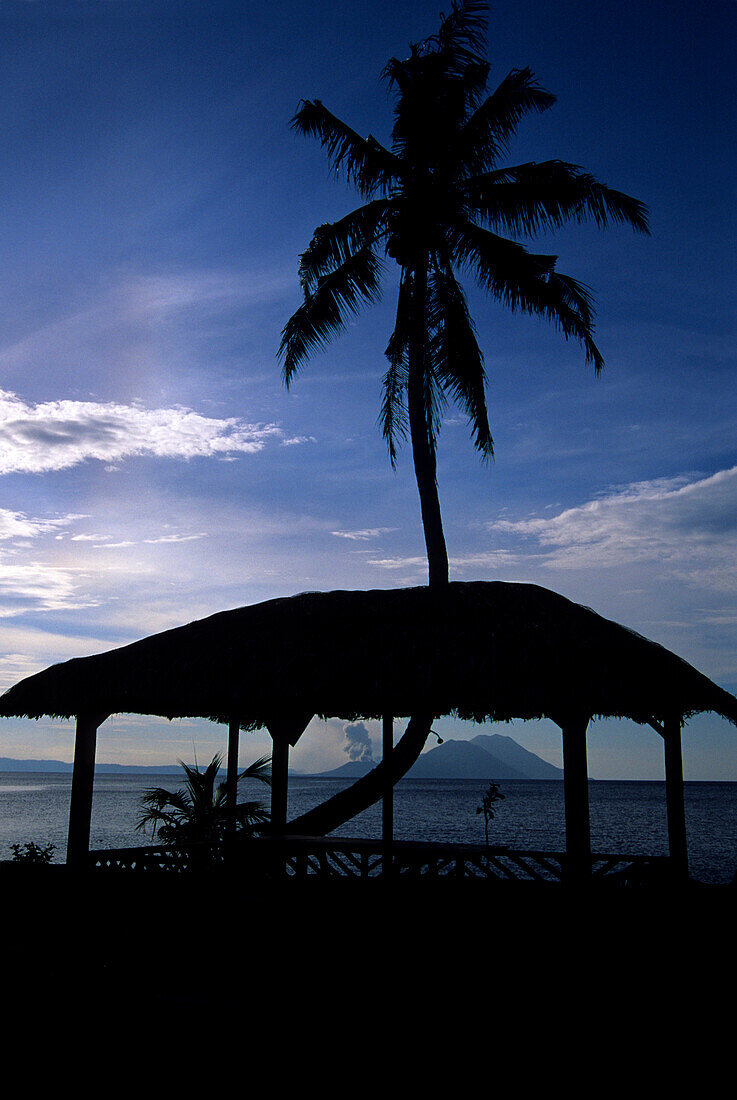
left=1, top=772, right=736, bottom=884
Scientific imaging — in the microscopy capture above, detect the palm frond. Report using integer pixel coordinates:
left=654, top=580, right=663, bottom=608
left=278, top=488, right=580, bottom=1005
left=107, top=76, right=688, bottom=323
left=449, top=218, right=557, bottom=303
left=135, top=804, right=181, bottom=836
left=416, top=353, right=447, bottom=459
left=465, top=160, right=650, bottom=236
left=231, top=801, right=271, bottom=827
left=423, top=0, right=489, bottom=73
left=379, top=357, right=409, bottom=469
left=380, top=45, right=419, bottom=94
left=291, top=99, right=400, bottom=198
left=238, top=753, right=272, bottom=787
left=139, top=786, right=190, bottom=815
left=382, top=0, right=488, bottom=87
left=449, top=219, right=603, bottom=370
left=436, top=0, right=488, bottom=49
left=541, top=271, right=604, bottom=371
left=180, top=752, right=221, bottom=789
left=383, top=269, right=445, bottom=463
left=427, top=1, right=490, bottom=106
left=427, top=263, right=494, bottom=460
left=279, top=246, right=384, bottom=386
left=298, top=200, right=392, bottom=293
left=458, top=67, right=556, bottom=173
left=380, top=273, right=412, bottom=466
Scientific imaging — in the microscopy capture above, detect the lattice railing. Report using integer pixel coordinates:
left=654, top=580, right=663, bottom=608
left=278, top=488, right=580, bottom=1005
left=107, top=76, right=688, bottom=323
left=87, top=836, right=673, bottom=885
left=89, top=845, right=191, bottom=873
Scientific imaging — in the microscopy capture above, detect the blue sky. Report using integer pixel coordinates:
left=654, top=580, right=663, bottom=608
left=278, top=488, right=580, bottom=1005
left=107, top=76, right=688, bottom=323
left=0, top=0, right=735, bottom=779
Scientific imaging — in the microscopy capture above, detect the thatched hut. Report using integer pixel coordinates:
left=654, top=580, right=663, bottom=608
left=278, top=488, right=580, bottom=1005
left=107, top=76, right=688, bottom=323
left=2, top=581, right=735, bottom=875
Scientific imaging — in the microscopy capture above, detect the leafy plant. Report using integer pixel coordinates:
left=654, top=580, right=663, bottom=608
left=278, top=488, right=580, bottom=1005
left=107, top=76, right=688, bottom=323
left=136, top=752, right=271, bottom=866
left=10, top=841, right=56, bottom=864
left=476, top=780, right=505, bottom=846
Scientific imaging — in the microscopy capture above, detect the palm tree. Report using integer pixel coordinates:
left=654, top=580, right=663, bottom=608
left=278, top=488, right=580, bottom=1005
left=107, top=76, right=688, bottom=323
left=136, top=752, right=271, bottom=866
left=279, top=0, right=649, bottom=589
left=276, top=0, right=648, bottom=838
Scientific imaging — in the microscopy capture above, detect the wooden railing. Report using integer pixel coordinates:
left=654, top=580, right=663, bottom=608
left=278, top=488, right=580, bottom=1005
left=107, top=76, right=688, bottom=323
left=88, top=836, right=673, bottom=885
left=89, top=845, right=192, bottom=873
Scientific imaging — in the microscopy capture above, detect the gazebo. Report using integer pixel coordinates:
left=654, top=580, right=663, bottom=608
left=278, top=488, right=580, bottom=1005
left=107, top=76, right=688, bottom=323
left=1, top=581, right=735, bottom=881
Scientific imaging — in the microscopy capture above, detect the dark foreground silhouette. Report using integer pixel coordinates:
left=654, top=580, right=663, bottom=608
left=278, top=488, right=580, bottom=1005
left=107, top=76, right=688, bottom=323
left=3, top=862, right=735, bottom=1029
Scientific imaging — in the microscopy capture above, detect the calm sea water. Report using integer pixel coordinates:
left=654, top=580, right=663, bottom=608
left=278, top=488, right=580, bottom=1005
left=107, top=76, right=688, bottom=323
left=1, top=773, right=736, bottom=884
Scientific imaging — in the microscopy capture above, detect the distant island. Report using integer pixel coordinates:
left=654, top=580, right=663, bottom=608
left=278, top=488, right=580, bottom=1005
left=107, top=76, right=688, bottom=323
left=0, top=734, right=564, bottom=780
left=0, top=757, right=185, bottom=775
left=307, top=733, right=564, bottom=781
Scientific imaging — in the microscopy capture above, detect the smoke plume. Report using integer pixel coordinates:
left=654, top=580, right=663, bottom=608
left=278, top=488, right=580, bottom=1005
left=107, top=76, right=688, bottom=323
left=342, top=721, right=374, bottom=763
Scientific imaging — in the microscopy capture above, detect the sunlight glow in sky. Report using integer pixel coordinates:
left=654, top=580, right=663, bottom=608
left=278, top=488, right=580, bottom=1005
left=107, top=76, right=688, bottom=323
left=0, top=0, right=735, bottom=779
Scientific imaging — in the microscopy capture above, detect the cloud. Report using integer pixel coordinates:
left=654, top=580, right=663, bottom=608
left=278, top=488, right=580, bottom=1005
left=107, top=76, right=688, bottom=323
left=0, top=266, right=293, bottom=376
left=0, top=508, right=120, bottom=616
left=114, top=269, right=293, bottom=321
left=0, top=508, right=80, bottom=542
left=0, top=504, right=216, bottom=619
left=142, top=533, right=207, bottom=545
left=0, top=622, right=121, bottom=692
left=332, top=527, right=396, bottom=541
left=366, top=550, right=518, bottom=576
left=486, top=466, right=737, bottom=587
left=363, top=467, right=737, bottom=667
left=0, top=558, right=95, bottom=617
left=0, top=389, right=281, bottom=475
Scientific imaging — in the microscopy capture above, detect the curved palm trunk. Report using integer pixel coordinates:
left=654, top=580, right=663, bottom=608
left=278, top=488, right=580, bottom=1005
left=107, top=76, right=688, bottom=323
left=408, top=254, right=449, bottom=589
left=286, top=712, right=433, bottom=836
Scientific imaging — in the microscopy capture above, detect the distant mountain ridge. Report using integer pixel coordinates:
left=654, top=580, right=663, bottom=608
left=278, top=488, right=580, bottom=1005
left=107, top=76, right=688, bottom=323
left=0, top=757, right=185, bottom=774
left=0, top=734, right=564, bottom=781
left=470, top=734, right=564, bottom=779
left=311, top=733, right=563, bottom=781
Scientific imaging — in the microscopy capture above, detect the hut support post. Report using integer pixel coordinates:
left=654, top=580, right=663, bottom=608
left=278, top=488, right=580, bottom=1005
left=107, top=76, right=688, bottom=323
left=271, top=736, right=289, bottom=835
left=265, top=715, right=312, bottom=841
left=67, top=712, right=109, bottom=867
left=382, top=714, right=394, bottom=877
left=663, top=716, right=688, bottom=880
left=561, top=716, right=591, bottom=883
left=227, top=717, right=240, bottom=824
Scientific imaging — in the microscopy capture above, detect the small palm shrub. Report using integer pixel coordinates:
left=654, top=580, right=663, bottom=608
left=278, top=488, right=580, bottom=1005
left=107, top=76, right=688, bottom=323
left=136, top=752, right=271, bottom=867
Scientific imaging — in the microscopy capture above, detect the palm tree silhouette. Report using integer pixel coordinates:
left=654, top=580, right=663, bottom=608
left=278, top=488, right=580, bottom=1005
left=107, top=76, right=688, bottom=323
left=277, top=1, right=648, bottom=838
left=279, top=0, right=648, bottom=588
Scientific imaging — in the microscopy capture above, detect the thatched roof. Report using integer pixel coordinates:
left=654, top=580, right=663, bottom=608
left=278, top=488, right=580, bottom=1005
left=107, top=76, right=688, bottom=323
left=0, top=582, right=735, bottom=733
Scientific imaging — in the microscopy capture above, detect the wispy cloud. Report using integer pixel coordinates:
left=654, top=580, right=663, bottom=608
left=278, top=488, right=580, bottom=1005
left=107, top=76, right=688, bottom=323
left=0, top=389, right=281, bottom=475
left=332, top=527, right=396, bottom=541
left=363, top=468, right=737, bottom=609
left=142, top=533, right=208, bottom=545
left=0, top=507, right=80, bottom=541
left=487, top=467, right=737, bottom=588
left=0, top=504, right=217, bottom=619
left=0, top=266, right=293, bottom=377
left=0, top=514, right=98, bottom=615
left=281, top=435, right=317, bottom=447
left=115, top=270, right=291, bottom=320
left=0, top=623, right=120, bottom=693
left=0, top=560, right=95, bottom=617
left=365, top=551, right=520, bottom=582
